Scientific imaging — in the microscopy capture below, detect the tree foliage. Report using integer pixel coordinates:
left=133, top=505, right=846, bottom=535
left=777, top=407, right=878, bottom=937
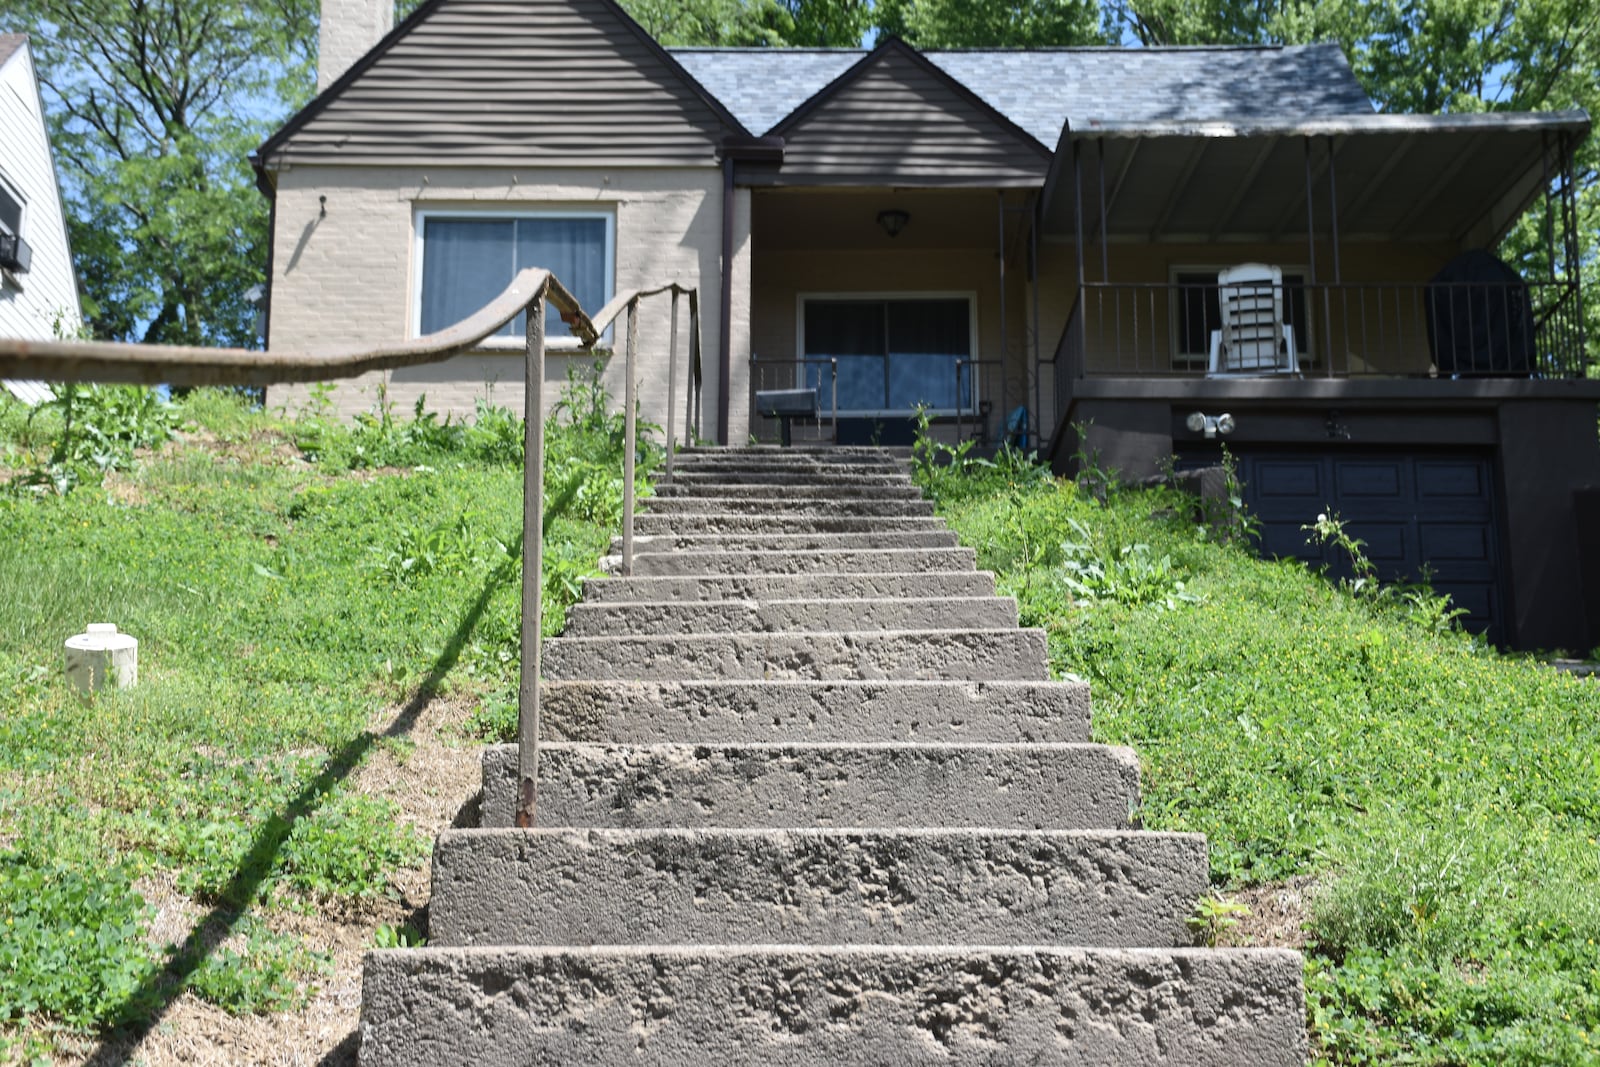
left=12, top=0, right=317, bottom=346
left=618, top=0, right=870, bottom=46
left=875, top=0, right=1109, bottom=47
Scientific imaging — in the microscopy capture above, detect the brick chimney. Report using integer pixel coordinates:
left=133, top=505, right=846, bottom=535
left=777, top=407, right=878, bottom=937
left=319, top=0, right=393, bottom=91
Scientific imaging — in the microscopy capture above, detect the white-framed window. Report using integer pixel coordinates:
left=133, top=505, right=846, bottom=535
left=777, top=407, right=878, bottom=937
left=0, top=172, right=28, bottom=281
left=796, top=292, right=978, bottom=415
left=412, top=207, right=614, bottom=346
left=0, top=174, right=24, bottom=238
left=1169, top=264, right=1312, bottom=368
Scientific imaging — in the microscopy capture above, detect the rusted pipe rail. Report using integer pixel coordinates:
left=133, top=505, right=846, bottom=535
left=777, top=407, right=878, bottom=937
left=0, top=267, right=700, bottom=830
left=0, top=268, right=595, bottom=386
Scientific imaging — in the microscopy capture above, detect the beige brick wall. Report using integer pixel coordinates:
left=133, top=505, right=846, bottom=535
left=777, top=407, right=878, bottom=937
left=265, top=165, right=741, bottom=442
left=318, top=0, right=392, bottom=91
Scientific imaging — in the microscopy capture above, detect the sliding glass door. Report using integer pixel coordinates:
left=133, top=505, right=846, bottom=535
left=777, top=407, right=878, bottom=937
left=801, top=296, right=973, bottom=413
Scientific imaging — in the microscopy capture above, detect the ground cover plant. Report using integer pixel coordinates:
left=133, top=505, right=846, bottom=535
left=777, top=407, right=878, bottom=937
left=914, top=436, right=1600, bottom=1065
left=0, top=371, right=654, bottom=1059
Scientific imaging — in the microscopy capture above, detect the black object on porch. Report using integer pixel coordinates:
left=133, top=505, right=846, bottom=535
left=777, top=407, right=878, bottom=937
left=755, top=388, right=819, bottom=446
left=1425, top=250, right=1535, bottom=377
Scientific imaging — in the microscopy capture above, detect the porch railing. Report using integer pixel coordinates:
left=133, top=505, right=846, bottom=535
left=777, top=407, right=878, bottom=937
left=0, top=267, right=701, bottom=829
left=747, top=355, right=1010, bottom=446
left=748, top=356, right=839, bottom=444
left=1069, top=279, right=1588, bottom=380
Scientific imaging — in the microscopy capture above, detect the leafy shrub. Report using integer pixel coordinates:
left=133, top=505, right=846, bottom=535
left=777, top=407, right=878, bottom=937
left=6, top=384, right=179, bottom=494
left=464, top=399, right=524, bottom=464
left=1059, top=517, right=1198, bottom=611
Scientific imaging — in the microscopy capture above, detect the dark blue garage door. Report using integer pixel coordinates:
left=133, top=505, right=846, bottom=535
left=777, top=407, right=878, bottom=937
left=1236, top=450, right=1503, bottom=643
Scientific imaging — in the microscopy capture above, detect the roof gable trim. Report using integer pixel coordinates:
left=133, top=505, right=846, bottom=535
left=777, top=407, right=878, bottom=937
left=255, top=0, right=753, bottom=173
left=767, top=36, right=1052, bottom=159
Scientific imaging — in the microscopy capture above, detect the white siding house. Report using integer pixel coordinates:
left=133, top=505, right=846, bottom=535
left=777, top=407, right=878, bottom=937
left=0, top=33, right=80, bottom=379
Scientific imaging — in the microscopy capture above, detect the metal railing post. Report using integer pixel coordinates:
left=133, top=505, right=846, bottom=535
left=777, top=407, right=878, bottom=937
left=666, top=288, right=680, bottom=479
left=622, top=297, right=639, bottom=576
left=516, top=291, right=547, bottom=829
left=831, top=358, right=838, bottom=443
left=687, top=289, right=701, bottom=446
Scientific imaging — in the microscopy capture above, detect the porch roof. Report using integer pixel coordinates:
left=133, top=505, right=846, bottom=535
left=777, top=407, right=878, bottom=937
left=1040, top=110, right=1592, bottom=249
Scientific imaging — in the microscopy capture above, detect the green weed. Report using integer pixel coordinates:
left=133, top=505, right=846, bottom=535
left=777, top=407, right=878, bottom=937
left=917, top=450, right=1600, bottom=1063
left=0, top=854, right=156, bottom=1029
left=181, top=916, right=331, bottom=1014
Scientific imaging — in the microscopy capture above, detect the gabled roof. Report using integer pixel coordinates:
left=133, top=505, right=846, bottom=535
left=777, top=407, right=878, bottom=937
left=747, top=37, right=1049, bottom=187
left=671, top=42, right=1375, bottom=142
left=257, top=0, right=751, bottom=172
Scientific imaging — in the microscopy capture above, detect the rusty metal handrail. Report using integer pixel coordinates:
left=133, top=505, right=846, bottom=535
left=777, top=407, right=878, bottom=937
left=0, top=267, right=700, bottom=831
left=587, top=282, right=700, bottom=576
left=0, top=268, right=595, bottom=386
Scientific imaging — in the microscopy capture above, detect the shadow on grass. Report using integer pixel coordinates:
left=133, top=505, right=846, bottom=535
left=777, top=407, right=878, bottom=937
left=83, top=538, right=525, bottom=1065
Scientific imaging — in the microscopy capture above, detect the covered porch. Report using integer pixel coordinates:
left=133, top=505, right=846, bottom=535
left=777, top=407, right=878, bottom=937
left=1038, top=110, right=1593, bottom=462
left=746, top=186, right=1039, bottom=448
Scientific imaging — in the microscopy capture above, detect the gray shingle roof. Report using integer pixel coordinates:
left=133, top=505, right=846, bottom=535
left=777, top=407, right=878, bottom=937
left=670, top=43, right=1375, bottom=144
left=672, top=48, right=863, bottom=137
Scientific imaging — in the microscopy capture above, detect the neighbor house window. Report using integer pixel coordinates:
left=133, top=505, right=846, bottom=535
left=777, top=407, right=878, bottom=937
left=0, top=178, right=23, bottom=238
left=799, top=295, right=975, bottom=413
left=415, top=210, right=613, bottom=343
left=1171, top=267, right=1310, bottom=367
left=0, top=175, right=28, bottom=279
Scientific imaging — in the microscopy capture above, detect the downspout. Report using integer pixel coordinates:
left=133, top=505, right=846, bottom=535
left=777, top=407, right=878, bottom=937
left=718, top=155, right=734, bottom=445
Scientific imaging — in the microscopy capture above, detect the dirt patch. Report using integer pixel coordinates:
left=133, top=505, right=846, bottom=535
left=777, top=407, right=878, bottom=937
left=62, top=694, right=483, bottom=1067
left=172, top=428, right=305, bottom=468
left=102, top=471, right=147, bottom=507
left=1221, top=874, right=1318, bottom=950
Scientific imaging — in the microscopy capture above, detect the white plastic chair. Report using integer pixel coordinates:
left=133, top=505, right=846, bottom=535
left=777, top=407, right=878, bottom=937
left=1207, top=263, right=1300, bottom=376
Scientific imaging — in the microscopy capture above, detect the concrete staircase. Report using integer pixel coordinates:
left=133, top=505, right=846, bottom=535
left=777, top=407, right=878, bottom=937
left=360, top=447, right=1306, bottom=1065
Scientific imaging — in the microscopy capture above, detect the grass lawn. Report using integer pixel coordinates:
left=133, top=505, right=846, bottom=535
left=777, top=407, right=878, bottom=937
left=0, top=377, right=649, bottom=1061
left=914, top=443, right=1600, bottom=1065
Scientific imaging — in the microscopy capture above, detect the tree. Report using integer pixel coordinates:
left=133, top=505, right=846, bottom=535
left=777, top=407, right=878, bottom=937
left=619, top=0, right=871, bottom=46
left=13, top=0, right=317, bottom=346
left=874, top=0, right=1110, bottom=47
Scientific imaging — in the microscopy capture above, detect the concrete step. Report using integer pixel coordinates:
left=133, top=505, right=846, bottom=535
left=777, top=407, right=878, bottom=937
left=428, top=828, right=1208, bottom=948
left=622, top=547, right=976, bottom=577
left=654, top=483, right=924, bottom=500
left=670, top=454, right=911, bottom=470
left=664, top=470, right=917, bottom=488
left=535, top=680, right=1092, bottom=744
left=644, top=496, right=935, bottom=517
left=563, top=596, right=1016, bottom=636
left=635, top=513, right=945, bottom=535
left=542, top=629, right=1050, bottom=682
left=480, top=742, right=1138, bottom=830
left=677, top=445, right=912, bottom=461
left=362, top=945, right=1308, bottom=1066
left=581, top=571, right=996, bottom=603
left=613, top=531, right=961, bottom=553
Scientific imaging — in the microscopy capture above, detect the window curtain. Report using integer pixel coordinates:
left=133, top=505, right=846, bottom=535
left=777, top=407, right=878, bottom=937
left=420, top=216, right=608, bottom=339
